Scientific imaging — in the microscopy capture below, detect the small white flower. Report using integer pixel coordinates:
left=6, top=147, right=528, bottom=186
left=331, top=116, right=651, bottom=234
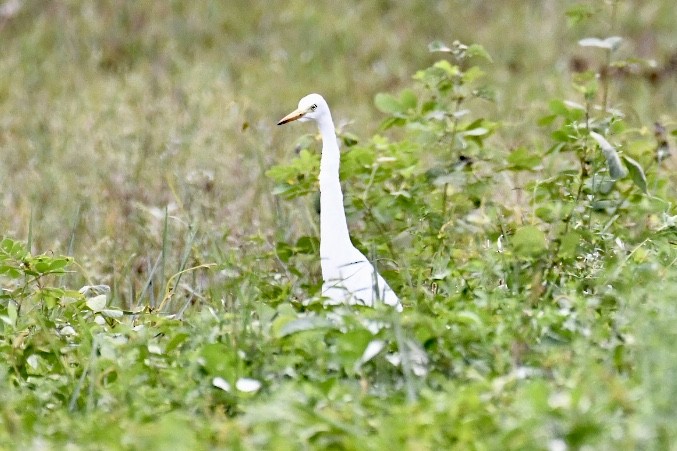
left=236, top=378, right=262, bottom=393
left=212, top=377, right=231, bottom=392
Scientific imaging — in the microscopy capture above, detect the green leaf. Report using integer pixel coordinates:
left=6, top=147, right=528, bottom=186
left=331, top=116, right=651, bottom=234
left=200, top=343, right=235, bottom=378
left=1, top=238, right=26, bottom=258
left=7, top=301, right=17, bottom=327
left=548, top=99, right=584, bottom=121
left=513, top=225, right=547, bottom=257
left=467, top=44, right=493, bottom=62
left=433, top=60, right=459, bottom=76
left=48, top=258, right=70, bottom=271
left=34, top=260, right=51, bottom=273
left=507, top=147, right=541, bottom=171
left=590, top=131, right=627, bottom=179
left=537, top=114, right=557, bottom=126
left=399, top=89, right=417, bottom=111
left=622, top=155, right=648, bottom=194
left=166, top=333, right=190, bottom=352
left=374, top=93, right=403, bottom=114
left=558, top=231, right=581, bottom=260
left=336, top=329, right=373, bottom=373
left=277, top=315, right=333, bottom=338
left=463, top=66, right=486, bottom=84
left=565, top=4, right=596, bottom=25
left=551, top=130, right=572, bottom=143
left=0, top=265, right=22, bottom=279
left=375, top=89, right=416, bottom=118
left=453, top=311, right=484, bottom=328
left=295, top=236, right=319, bottom=255
left=548, top=99, right=569, bottom=116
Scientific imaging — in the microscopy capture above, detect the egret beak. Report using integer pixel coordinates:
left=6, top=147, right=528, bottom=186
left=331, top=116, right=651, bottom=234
left=277, top=108, right=305, bottom=125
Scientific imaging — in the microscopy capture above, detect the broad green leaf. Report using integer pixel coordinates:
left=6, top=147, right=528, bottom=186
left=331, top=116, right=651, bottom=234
left=200, top=343, right=235, bottom=377
left=537, top=114, right=557, bottom=126
left=463, top=66, right=486, bottom=84
left=507, top=147, right=541, bottom=171
left=0, top=238, right=12, bottom=253
left=545, top=142, right=567, bottom=155
left=399, top=89, right=417, bottom=111
left=336, top=329, right=373, bottom=372
left=623, top=155, right=648, bottom=194
left=565, top=4, right=596, bottom=25
left=551, top=130, right=573, bottom=143
left=296, top=236, right=319, bottom=254
left=379, top=116, right=406, bottom=130
left=433, top=60, right=459, bottom=76
left=277, top=315, right=333, bottom=338
left=374, top=93, right=403, bottom=114
left=34, top=260, right=51, bottom=273
left=590, top=131, right=627, bottom=179
left=7, top=300, right=17, bottom=327
left=513, top=225, right=547, bottom=257
left=548, top=99, right=585, bottom=121
left=454, top=311, right=484, bottom=327
left=548, top=99, right=569, bottom=116
left=48, top=258, right=70, bottom=271
left=166, top=333, right=190, bottom=352
left=0, top=266, right=21, bottom=278
left=558, top=231, right=582, bottom=260
left=467, top=44, right=493, bottom=62
left=275, top=242, right=292, bottom=263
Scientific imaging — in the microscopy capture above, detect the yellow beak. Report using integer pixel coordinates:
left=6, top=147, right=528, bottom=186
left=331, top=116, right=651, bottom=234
left=277, top=108, right=305, bottom=125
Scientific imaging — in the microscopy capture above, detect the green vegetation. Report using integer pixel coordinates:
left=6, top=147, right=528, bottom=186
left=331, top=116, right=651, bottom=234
left=1, top=1, right=676, bottom=449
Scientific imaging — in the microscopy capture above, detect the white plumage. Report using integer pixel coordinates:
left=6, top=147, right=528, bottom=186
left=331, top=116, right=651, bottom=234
left=278, top=94, right=402, bottom=312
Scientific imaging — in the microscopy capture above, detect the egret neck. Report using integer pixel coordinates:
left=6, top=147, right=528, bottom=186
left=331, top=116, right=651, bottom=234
left=316, top=113, right=354, bottom=278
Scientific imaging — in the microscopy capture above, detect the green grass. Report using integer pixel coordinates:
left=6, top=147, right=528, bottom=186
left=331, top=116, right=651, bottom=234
left=1, top=1, right=677, bottom=449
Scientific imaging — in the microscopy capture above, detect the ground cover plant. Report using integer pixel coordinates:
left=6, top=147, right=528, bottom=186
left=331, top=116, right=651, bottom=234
left=1, top=1, right=676, bottom=449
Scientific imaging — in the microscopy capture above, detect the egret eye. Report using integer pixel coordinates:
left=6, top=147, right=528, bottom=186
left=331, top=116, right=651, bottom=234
left=310, top=104, right=318, bottom=111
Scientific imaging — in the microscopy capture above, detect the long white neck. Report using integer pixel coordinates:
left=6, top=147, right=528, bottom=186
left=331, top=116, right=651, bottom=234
left=317, top=113, right=354, bottom=275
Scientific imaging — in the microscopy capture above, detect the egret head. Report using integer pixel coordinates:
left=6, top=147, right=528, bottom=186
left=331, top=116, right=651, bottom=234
left=277, top=93, right=329, bottom=125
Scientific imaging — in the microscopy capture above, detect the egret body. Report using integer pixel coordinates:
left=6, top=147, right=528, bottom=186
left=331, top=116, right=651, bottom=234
left=278, top=94, right=402, bottom=312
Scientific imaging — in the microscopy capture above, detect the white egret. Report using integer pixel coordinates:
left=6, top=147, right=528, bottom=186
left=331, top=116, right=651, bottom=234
left=278, top=94, right=402, bottom=312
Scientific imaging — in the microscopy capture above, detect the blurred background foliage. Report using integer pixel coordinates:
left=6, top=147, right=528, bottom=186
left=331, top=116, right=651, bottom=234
left=1, top=0, right=675, bottom=258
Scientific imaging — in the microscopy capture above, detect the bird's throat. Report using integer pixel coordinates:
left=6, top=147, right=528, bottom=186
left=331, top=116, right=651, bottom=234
left=318, top=120, right=354, bottom=270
